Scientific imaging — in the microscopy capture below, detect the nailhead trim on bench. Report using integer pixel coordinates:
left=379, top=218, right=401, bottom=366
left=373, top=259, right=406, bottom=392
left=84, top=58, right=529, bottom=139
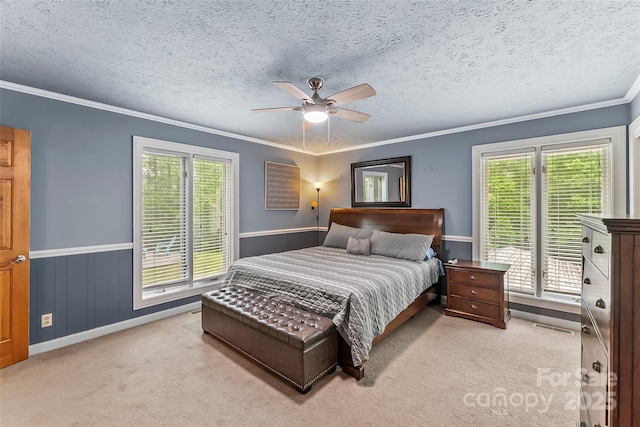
left=204, top=327, right=337, bottom=391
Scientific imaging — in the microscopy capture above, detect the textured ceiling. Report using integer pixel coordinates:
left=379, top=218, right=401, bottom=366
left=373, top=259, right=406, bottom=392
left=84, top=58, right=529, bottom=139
left=1, top=0, right=640, bottom=154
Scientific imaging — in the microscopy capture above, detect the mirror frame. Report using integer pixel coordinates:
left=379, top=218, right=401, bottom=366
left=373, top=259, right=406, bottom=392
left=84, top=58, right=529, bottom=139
left=351, top=156, right=411, bottom=207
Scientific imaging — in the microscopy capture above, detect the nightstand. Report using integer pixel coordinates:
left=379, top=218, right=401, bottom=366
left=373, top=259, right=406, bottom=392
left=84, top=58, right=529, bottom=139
left=444, top=260, right=511, bottom=329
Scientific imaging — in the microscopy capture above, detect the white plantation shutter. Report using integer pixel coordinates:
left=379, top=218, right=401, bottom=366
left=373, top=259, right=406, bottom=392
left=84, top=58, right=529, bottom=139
left=193, top=157, right=231, bottom=281
left=541, top=141, right=611, bottom=295
left=481, top=151, right=535, bottom=294
left=141, top=151, right=188, bottom=288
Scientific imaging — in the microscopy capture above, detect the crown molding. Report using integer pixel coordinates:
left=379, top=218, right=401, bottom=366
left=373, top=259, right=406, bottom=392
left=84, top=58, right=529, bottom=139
left=624, top=72, right=640, bottom=101
left=0, top=80, right=309, bottom=155
left=2, top=79, right=636, bottom=157
left=320, top=97, right=630, bottom=155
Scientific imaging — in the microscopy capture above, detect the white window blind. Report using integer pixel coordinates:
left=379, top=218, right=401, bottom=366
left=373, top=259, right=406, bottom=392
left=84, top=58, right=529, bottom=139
left=141, top=151, right=188, bottom=288
left=481, top=151, right=535, bottom=294
left=541, top=141, right=611, bottom=295
left=134, top=136, right=238, bottom=310
left=193, top=156, right=231, bottom=281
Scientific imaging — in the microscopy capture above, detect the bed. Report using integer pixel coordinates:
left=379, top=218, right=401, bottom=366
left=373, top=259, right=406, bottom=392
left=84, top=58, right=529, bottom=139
left=204, top=208, right=444, bottom=382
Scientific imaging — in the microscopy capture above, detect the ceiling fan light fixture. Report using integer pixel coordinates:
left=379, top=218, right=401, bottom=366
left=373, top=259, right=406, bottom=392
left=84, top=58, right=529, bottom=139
left=303, top=104, right=328, bottom=123
left=304, top=111, right=328, bottom=123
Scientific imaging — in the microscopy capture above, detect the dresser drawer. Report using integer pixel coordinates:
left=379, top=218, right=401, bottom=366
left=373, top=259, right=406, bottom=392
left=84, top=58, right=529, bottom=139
left=579, top=389, right=591, bottom=427
left=449, top=295, right=499, bottom=319
left=582, top=260, right=610, bottom=347
left=581, top=340, right=609, bottom=427
left=590, top=229, right=610, bottom=278
left=581, top=226, right=592, bottom=262
left=450, top=269, right=500, bottom=289
left=581, top=301, right=607, bottom=354
left=449, top=283, right=500, bottom=304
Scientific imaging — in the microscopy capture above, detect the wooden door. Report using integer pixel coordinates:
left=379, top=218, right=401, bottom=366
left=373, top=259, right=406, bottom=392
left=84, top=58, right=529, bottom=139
left=0, top=126, right=30, bottom=368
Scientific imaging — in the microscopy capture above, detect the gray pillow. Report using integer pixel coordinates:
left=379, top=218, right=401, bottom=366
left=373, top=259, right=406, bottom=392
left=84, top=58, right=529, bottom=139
left=323, top=223, right=374, bottom=249
left=346, top=236, right=371, bottom=256
left=370, top=230, right=435, bottom=261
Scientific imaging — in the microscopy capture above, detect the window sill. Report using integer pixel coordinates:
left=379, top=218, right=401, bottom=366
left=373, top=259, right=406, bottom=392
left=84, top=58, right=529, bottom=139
left=510, top=292, right=581, bottom=315
left=135, top=279, right=223, bottom=310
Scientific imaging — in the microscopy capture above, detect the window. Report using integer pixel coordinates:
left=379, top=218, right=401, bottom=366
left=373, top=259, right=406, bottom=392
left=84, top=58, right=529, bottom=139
left=481, top=150, right=535, bottom=294
left=472, top=127, right=626, bottom=301
left=133, top=136, right=239, bottom=309
left=363, top=171, right=388, bottom=202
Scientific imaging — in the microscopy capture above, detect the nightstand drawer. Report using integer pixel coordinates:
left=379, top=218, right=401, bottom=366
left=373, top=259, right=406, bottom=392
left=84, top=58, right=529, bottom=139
left=449, top=296, right=500, bottom=319
left=450, top=269, right=500, bottom=289
left=449, top=283, right=499, bottom=304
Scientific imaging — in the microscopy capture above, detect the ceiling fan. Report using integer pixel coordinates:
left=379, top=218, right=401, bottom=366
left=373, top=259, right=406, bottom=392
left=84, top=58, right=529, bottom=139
left=252, top=77, right=376, bottom=148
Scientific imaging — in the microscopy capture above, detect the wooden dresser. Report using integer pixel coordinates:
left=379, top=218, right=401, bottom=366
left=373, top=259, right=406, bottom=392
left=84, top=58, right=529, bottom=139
left=444, top=260, right=511, bottom=329
left=577, top=214, right=640, bottom=427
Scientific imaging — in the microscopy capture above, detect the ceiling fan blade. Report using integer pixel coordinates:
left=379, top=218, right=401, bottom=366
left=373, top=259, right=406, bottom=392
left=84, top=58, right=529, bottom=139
left=273, top=81, right=315, bottom=104
left=251, top=107, right=300, bottom=113
left=331, top=108, right=371, bottom=123
left=327, top=83, right=376, bottom=106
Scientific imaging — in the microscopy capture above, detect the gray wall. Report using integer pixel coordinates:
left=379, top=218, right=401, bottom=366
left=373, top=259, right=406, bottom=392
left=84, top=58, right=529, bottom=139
left=318, top=103, right=630, bottom=317
left=28, top=233, right=314, bottom=344
left=0, top=89, right=320, bottom=250
left=632, top=92, right=640, bottom=123
left=0, top=88, right=322, bottom=344
left=2, top=86, right=634, bottom=344
left=318, top=104, right=630, bottom=239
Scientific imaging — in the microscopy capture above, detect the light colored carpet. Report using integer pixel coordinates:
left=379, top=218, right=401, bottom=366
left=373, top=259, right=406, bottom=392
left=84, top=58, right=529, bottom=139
left=0, top=306, right=579, bottom=426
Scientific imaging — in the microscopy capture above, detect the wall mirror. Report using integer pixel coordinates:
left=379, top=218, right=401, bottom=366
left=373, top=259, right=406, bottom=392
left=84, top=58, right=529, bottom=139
left=351, top=156, right=411, bottom=207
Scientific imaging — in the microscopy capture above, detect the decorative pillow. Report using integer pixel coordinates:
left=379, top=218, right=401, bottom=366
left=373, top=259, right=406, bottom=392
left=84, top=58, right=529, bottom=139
left=425, top=247, right=437, bottom=260
left=371, top=230, right=435, bottom=261
left=346, top=237, right=371, bottom=256
left=323, top=223, right=374, bottom=249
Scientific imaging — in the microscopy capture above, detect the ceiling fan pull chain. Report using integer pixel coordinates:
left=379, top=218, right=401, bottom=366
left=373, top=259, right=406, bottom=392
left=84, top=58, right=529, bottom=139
left=327, top=114, right=331, bottom=147
left=302, top=121, right=306, bottom=150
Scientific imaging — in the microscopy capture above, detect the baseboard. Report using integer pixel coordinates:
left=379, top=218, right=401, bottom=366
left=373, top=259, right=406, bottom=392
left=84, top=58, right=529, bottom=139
left=29, top=301, right=201, bottom=356
left=510, top=309, right=579, bottom=332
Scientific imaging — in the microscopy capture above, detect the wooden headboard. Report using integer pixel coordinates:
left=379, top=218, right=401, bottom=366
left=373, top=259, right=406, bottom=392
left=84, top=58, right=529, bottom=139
left=327, top=208, right=444, bottom=256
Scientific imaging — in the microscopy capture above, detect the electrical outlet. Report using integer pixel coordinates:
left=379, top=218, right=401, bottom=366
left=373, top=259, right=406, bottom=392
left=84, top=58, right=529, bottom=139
left=41, top=313, right=53, bottom=328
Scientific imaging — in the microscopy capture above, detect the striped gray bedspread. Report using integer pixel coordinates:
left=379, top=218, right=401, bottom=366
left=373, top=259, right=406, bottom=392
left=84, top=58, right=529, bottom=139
left=222, top=246, right=440, bottom=366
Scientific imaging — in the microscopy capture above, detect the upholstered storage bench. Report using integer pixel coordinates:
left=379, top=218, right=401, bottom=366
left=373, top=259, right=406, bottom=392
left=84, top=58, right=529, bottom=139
left=201, top=286, right=338, bottom=393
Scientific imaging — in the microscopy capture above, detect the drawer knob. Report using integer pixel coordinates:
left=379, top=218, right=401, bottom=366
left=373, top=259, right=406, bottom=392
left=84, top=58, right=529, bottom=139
left=469, top=275, right=477, bottom=280
left=582, top=236, right=590, bottom=243
left=595, top=298, right=606, bottom=309
left=470, top=290, right=477, bottom=295
left=583, top=277, right=591, bottom=285
left=577, top=422, right=586, bottom=427
left=594, top=245, right=604, bottom=254
left=470, top=304, right=478, bottom=310
left=592, top=360, right=601, bottom=373
left=581, top=325, right=590, bottom=334
left=582, top=373, right=590, bottom=384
